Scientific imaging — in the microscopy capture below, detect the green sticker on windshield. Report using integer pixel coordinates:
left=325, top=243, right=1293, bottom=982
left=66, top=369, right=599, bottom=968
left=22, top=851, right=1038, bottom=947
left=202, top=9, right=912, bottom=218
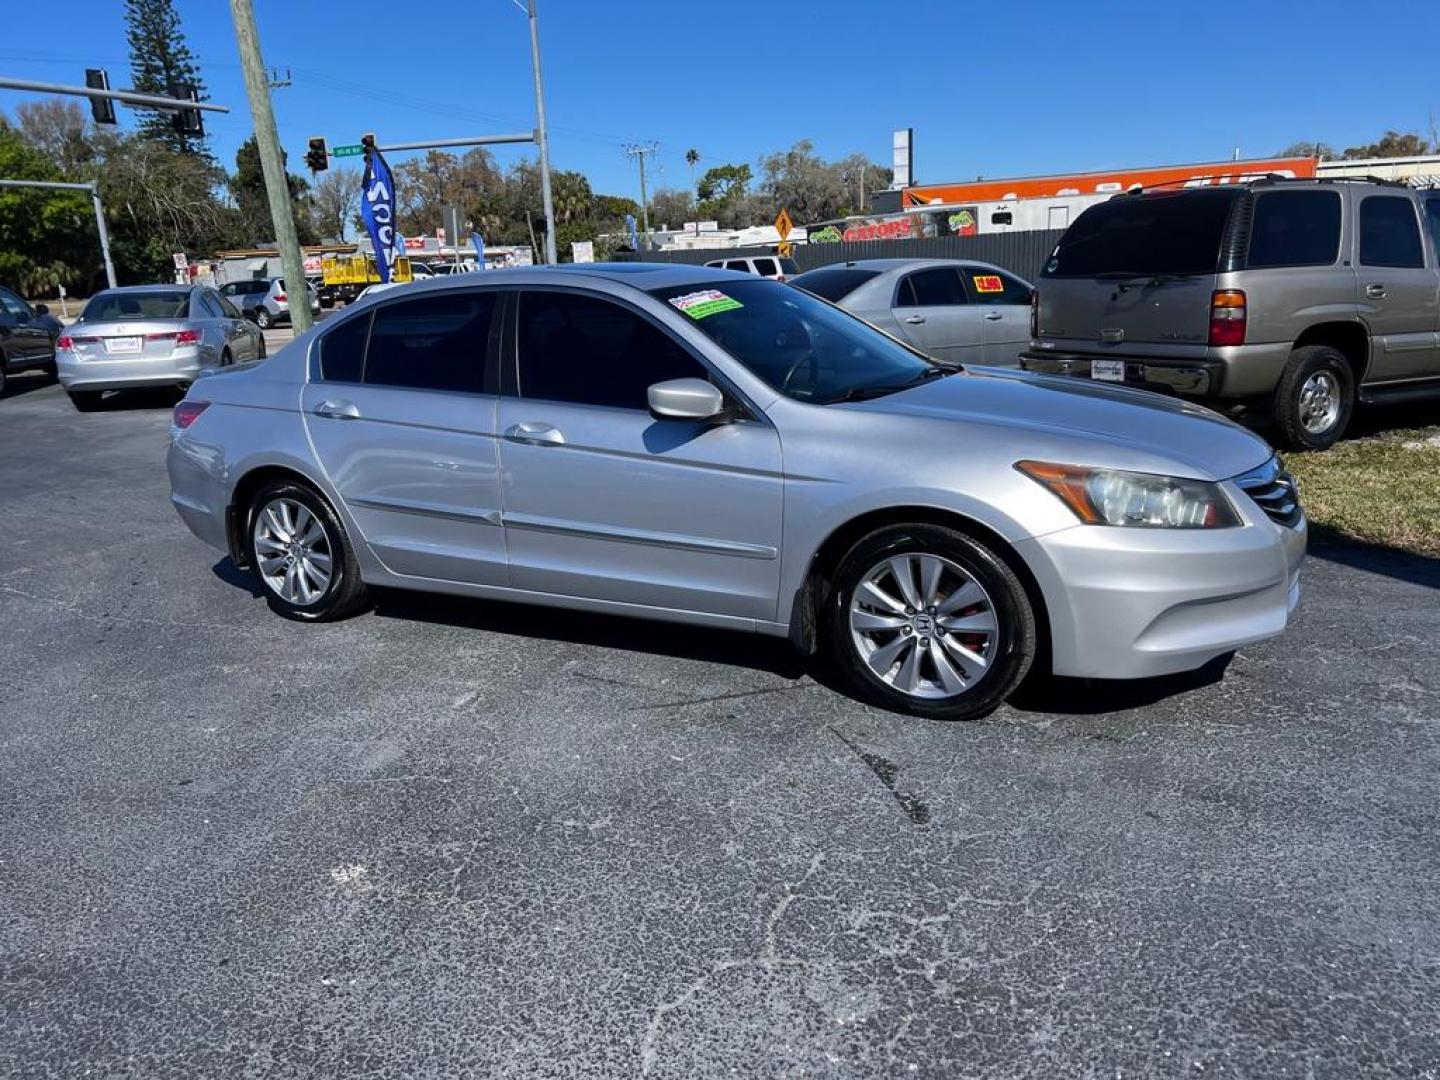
left=669, top=289, right=743, bottom=320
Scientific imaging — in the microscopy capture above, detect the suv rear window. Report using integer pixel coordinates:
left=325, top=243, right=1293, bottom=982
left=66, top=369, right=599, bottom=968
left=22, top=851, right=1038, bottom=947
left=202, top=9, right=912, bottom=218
left=1043, top=190, right=1239, bottom=278
left=791, top=266, right=881, bottom=302
left=1246, top=190, right=1341, bottom=268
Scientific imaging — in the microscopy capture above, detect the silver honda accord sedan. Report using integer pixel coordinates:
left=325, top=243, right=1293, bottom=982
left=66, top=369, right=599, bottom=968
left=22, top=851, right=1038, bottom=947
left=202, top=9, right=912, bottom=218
left=167, top=264, right=1305, bottom=720
left=57, top=285, right=264, bottom=410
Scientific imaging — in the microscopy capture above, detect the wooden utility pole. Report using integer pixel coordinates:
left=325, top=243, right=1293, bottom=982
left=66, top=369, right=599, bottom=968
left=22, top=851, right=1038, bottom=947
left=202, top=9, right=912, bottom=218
left=228, top=0, right=312, bottom=333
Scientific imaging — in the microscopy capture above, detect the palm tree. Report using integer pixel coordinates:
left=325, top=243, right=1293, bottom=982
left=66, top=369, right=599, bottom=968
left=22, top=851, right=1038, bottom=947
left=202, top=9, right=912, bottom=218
left=685, top=148, right=700, bottom=196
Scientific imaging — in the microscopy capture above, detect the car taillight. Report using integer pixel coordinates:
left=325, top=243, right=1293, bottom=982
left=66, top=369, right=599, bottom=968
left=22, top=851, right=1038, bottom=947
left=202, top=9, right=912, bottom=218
left=146, top=329, right=200, bottom=345
left=1209, top=289, right=1246, bottom=347
left=172, top=400, right=210, bottom=430
left=56, top=335, right=73, bottom=350
left=274, top=293, right=286, bottom=302
left=1030, top=290, right=1040, bottom=339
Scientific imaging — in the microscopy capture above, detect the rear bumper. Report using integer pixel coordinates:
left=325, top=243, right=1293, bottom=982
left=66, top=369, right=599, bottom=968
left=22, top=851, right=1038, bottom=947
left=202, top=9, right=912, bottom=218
left=1020, top=350, right=1222, bottom=397
left=57, top=350, right=201, bottom=391
left=1017, top=502, right=1306, bottom=679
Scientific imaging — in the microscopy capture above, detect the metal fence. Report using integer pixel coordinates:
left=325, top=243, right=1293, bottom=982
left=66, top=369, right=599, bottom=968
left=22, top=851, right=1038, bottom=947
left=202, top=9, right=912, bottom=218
left=612, top=229, right=1064, bottom=284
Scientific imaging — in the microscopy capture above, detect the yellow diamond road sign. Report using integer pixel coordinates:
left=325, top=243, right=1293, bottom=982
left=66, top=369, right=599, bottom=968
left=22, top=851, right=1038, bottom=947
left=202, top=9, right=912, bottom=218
left=775, top=208, right=794, bottom=241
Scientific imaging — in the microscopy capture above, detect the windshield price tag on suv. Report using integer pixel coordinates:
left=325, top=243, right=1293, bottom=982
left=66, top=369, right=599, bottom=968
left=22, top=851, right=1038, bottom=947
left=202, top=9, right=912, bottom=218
left=668, top=289, right=743, bottom=320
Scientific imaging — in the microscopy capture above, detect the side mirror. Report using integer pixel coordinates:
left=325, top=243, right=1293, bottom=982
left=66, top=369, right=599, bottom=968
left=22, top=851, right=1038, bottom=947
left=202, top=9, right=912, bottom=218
left=647, top=377, right=727, bottom=421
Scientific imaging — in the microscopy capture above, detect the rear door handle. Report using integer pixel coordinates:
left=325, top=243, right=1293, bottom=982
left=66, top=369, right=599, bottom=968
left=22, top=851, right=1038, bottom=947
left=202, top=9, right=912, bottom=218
left=903, top=315, right=926, bottom=325
left=1365, top=283, right=1387, bottom=299
left=983, top=312, right=1004, bottom=321
left=314, top=399, right=361, bottom=420
left=504, top=422, right=565, bottom=446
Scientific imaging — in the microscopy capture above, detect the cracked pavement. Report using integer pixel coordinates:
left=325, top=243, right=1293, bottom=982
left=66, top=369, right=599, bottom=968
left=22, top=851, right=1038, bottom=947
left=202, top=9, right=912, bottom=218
left=2, top=375, right=1438, bottom=1078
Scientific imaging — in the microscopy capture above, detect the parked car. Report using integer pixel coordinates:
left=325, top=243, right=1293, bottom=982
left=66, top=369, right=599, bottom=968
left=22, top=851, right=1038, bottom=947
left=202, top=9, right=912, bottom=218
left=409, top=262, right=436, bottom=278
left=219, top=277, right=321, bottom=329
left=792, top=258, right=1034, bottom=366
left=703, top=255, right=800, bottom=282
left=56, top=285, right=264, bottom=410
left=0, top=284, right=58, bottom=394
left=1022, top=177, right=1440, bottom=450
left=168, top=265, right=1304, bottom=721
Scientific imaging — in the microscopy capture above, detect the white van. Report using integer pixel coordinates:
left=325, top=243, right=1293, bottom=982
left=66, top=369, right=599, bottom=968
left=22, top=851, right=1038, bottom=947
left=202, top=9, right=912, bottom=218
left=703, top=255, right=800, bottom=282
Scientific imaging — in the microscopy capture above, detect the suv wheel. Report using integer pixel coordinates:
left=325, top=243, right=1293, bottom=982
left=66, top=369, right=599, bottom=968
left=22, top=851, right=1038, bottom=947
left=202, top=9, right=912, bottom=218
left=246, top=480, right=369, bottom=621
left=1273, top=345, right=1354, bottom=451
left=826, top=524, right=1035, bottom=721
left=255, top=308, right=273, bottom=330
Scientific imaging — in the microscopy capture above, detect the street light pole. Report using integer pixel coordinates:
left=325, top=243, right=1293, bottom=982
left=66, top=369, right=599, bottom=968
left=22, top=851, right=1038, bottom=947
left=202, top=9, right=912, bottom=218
left=526, top=0, right=558, bottom=265
left=228, top=0, right=313, bottom=333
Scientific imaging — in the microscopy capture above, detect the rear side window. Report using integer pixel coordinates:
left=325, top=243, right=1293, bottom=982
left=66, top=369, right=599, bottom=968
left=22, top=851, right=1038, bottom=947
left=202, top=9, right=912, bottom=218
left=751, top=258, right=779, bottom=276
left=897, top=267, right=967, bottom=307
left=1247, top=190, right=1341, bottom=268
left=724, top=260, right=752, bottom=273
left=963, top=269, right=1032, bottom=305
left=319, top=311, right=369, bottom=382
left=1360, top=196, right=1425, bottom=268
left=1044, top=190, right=1239, bottom=278
left=364, top=292, right=496, bottom=393
left=517, top=290, right=706, bottom=410
left=791, top=266, right=881, bottom=302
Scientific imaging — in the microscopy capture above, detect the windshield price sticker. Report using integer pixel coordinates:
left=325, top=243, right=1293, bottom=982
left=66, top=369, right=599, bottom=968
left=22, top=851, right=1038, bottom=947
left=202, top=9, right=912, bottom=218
left=669, top=289, right=743, bottom=320
left=972, top=274, right=1004, bottom=294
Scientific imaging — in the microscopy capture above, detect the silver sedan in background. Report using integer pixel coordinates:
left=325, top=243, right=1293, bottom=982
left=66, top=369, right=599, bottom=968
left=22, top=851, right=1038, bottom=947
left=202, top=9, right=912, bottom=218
left=57, top=285, right=264, bottom=410
left=167, top=265, right=1304, bottom=722
left=791, top=258, right=1034, bottom=366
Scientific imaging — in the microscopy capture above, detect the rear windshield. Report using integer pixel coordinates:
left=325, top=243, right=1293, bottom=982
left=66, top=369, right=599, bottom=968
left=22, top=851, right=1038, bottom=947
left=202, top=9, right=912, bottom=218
left=1043, top=190, right=1239, bottom=278
left=82, top=291, right=189, bottom=320
left=791, top=265, right=882, bottom=302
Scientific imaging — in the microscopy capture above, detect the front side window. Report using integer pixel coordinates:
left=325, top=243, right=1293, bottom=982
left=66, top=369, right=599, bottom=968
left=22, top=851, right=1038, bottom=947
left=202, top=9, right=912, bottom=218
left=1247, top=190, right=1342, bottom=268
left=1360, top=196, right=1424, bottom=268
left=517, top=291, right=706, bottom=409
left=897, top=267, right=967, bottom=307
left=963, top=269, right=1032, bottom=306
left=364, top=292, right=495, bottom=393
left=648, top=278, right=938, bottom=404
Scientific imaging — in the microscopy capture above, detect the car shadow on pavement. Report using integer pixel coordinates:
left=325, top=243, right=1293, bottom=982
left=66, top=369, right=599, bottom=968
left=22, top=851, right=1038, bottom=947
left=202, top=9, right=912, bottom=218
left=370, top=587, right=811, bottom=679
left=81, top=387, right=186, bottom=411
left=211, top=557, right=265, bottom=598
left=1307, top=536, right=1440, bottom=591
left=0, top=371, right=60, bottom=400
left=1006, top=653, right=1233, bottom=717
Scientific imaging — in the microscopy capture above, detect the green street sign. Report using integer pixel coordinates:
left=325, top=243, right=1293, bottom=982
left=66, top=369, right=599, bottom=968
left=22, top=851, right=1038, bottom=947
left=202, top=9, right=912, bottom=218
left=331, top=144, right=365, bottom=158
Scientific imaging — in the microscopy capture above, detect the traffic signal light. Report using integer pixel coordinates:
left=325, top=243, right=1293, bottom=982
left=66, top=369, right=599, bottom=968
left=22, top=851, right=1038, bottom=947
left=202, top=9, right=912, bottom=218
left=84, top=69, right=116, bottom=125
left=168, top=82, right=203, bottom=137
left=360, top=132, right=377, bottom=157
left=305, top=136, right=328, bottom=172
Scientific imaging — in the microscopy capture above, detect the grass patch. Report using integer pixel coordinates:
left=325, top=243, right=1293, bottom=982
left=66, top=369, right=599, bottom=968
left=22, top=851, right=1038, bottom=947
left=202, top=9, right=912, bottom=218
left=1286, top=425, right=1440, bottom=555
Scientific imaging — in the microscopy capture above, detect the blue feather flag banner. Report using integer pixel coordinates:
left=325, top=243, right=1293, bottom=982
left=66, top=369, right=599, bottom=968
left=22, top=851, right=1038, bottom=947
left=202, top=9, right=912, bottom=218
left=471, top=233, right=485, bottom=270
left=359, top=149, right=397, bottom=284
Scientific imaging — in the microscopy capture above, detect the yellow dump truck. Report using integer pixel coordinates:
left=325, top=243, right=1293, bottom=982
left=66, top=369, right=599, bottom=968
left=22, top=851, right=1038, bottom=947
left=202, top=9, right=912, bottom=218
left=317, top=253, right=412, bottom=306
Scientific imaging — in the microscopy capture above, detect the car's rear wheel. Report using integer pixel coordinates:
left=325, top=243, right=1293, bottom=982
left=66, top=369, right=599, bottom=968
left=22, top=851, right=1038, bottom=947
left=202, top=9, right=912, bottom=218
left=1272, top=345, right=1354, bottom=451
left=68, top=389, right=102, bottom=411
left=255, top=308, right=273, bottom=330
left=246, top=480, right=368, bottom=621
left=825, top=524, right=1035, bottom=721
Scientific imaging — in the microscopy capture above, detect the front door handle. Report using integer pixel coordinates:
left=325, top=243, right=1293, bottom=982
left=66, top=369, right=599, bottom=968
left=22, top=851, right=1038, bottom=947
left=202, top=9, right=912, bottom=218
left=903, top=315, right=926, bottom=325
left=504, top=422, right=565, bottom=446
left=983, top=311, right=1004, bottom=321
left=314, top=399, right=361, bottom=420
left=1365, top=283, right=1387, bottom=299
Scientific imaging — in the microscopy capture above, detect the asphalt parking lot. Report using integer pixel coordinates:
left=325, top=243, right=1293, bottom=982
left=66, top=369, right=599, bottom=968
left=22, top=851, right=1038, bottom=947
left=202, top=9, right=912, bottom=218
left=2, top=371, right=1438, bottom=1078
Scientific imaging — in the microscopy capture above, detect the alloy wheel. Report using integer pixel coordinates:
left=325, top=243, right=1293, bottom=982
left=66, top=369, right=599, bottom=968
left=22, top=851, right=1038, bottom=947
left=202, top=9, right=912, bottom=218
left=253, top=497, right=333, bottom=605
left=848, top=552, right=999, bottom=700
left=1298, top=370, right=1341, bottom=434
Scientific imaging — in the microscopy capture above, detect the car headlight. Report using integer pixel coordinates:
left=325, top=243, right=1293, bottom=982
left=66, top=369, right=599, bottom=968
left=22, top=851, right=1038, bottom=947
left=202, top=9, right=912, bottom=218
left=1016, top=460, right=1240, bottom=529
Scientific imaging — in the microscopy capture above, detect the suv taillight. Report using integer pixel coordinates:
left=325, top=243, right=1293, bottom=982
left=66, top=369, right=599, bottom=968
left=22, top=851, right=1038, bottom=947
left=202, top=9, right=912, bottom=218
left=1209, top=290, right=1246, bottom=347
left=1029, top=290, right=1039, bottom=339
left=274, top=293, right=286, bottom=302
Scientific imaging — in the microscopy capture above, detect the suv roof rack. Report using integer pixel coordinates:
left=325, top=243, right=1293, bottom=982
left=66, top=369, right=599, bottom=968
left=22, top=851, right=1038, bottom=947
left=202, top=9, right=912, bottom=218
left=1119, top=173, right=1413, bottom=196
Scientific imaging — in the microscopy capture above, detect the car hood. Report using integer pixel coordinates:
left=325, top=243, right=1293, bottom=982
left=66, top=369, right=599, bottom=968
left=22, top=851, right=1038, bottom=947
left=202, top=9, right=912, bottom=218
left=845, top=367, right=1273, bottom=481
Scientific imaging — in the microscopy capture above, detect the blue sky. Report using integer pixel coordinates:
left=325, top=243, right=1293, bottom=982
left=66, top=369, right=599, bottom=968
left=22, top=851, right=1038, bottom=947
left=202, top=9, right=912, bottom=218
left=3, top=0, right=1437, bottom=200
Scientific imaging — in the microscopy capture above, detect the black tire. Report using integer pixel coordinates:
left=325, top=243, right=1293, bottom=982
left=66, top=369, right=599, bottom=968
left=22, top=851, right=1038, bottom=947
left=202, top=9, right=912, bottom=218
left=220, top=348, right=233, bottom=367
left=1272, top=345, right=1354, bottom=452
left=825, top=524, right=1036, bottom=721
left=244, top=479, right=369, bottom=622
left=257, top=336, right=268, bottom=359
left=255, top=309, right=273, bottom=330
left=0, top=362, right=7, bottom=396
left=68, top=389, right=103, bottom=411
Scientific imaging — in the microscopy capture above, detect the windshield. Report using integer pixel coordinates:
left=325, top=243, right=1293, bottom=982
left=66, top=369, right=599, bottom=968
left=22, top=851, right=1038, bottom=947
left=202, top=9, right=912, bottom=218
left=1043, top=189, right=1240, bottom=278
left=649, top=279, right=940, bottom=404
left=82, top=291, right=189, bottom=321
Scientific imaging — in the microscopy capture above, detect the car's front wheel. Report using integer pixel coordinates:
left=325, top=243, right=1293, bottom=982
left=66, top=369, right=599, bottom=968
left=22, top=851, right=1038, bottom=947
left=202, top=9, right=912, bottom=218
left=1272, top=345, right=1354, bottom=451
left=826, top=524, right=1035, bottom=721
left=246, top=480, right=368, bottom=621
left=255, top=308, right=273, bottom=330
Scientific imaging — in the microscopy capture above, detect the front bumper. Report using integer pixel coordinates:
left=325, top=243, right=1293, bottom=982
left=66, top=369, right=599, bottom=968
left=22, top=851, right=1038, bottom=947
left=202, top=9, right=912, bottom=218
left=1019, top=350, right=1221, bottom=397
left=57, top=350, right=201, bottom=392
left=1017, top=496, right=1306, bottom=680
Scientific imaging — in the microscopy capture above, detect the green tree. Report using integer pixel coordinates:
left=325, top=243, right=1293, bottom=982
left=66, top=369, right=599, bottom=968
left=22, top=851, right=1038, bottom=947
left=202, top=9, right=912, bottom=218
left=229, top=136, right=315, bottom=246
left=1280, top=140, right=1336, bottom=160
left=696, top=162, right=750, bottom=202
left=648, top=187, right=692, bottom=231
left=1341, top=130, right=1434, bottom=160
left=0, top=126, right=94, bottom=293
left=125, top=0, right=208, bottom=155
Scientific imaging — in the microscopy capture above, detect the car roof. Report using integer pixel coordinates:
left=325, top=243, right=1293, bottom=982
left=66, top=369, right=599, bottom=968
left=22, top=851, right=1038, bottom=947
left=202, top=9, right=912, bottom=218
left=90, top=284, right=197, bottom=294
left=795, top=258, right=1005, bottom=275
left=349, top=262, right=736, bottom=300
